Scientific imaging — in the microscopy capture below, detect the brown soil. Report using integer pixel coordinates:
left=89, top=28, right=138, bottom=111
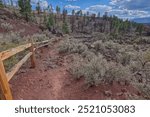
left=9, top=40, right=142, bottom=100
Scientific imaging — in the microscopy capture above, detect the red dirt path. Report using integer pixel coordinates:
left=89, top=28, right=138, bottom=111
left=9, top=41, right=142, bottom=100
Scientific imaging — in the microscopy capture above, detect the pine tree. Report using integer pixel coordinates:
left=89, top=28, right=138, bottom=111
left=56, top=5, right=60, bottom=14
left=72, top=9, right=75, bottom=16
left=0, top=0, right=3, bottom=8
left=18, top=0, right=32, bottom=21
left=97, top=12, right=100, bottom=18
left=62, top=8, right=67, bottom=23
left=10, top=0, right=13, bottom=6
left=48, top=4, right=53, bottom=14
left=86, top=11, right=89, bottom=16
left=79, top=10, right=82, bottom=16
left=36, top=2, right=41, bottom=14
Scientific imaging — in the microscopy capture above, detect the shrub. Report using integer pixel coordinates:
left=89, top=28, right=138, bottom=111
left=83, top=55, right=108, bottom=86
left=92, top=32, right=108, bottom=42
left=32, top=33, right=49, bottom=42
left=0, top=22, right=13, bottom=31
left=70, top=54, right=132, bottom=87
left=62, top=22, right=70, bottom=34
left=70, top=54, right=107, bottom=86
left=134, top=37, right=150, bottom=44
left=92, top=40, right=105, bottom=53
left=129, top=50, right=150, bottom=85
left=134, top=83, right=150, bottom=99
left=104, top=63, right=132, bottom=84
left=92, top=40, right=122, bottom=61
left=69, top=56, right=85, bottom=80
left=58, top=39, right=88, bottom=54
left=81, top=50, right=96, bottom=61
left=117, top=52, right=132, bottom=66
left=0, top=32, right=24, bottom=51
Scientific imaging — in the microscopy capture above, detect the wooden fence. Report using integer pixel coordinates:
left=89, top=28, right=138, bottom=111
left=0, top=39, right=50, bottom=100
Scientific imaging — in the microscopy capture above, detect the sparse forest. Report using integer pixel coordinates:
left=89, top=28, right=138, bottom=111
left=0, top=0, right=150, bottom=100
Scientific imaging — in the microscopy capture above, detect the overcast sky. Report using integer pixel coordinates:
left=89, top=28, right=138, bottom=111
left=7, top=0, right=150, bottom=19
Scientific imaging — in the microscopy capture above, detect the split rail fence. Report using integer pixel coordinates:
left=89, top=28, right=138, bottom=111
left=0, top=39, right=50, bottom=100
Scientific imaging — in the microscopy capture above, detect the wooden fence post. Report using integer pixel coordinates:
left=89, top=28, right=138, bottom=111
left=0, top=54, right=13, bottom=100
left=30, top=39, right=36, bottom=68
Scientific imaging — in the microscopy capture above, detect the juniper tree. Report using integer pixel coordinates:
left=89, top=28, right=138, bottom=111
left=47, top=13, right=55, bottom=30
left=18, top=0, right=32, bottom=21
left=136, top=24, right=143, bottom=35
left=62, top=21, right=69, bottom=34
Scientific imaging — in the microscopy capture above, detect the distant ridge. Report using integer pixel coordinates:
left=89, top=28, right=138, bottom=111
left=132, top=17, right=150, bottom=24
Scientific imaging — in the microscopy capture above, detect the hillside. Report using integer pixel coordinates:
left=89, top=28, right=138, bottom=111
left=0, top=7, right=150, bottom=100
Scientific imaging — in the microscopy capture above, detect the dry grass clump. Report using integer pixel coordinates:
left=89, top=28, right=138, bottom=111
left=0, top=22, right=13, bottom=31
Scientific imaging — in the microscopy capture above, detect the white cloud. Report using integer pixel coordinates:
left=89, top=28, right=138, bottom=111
left=31, top=0, right=48, bottom=9
left=108, top=0, right=150, bottom=19
left=40, top=0, right=48, bottom=8
left=84, top=5, right=112, bottom=15
left=109, top=9, right=150, bottom=19
left=65, top=4, right=80, bottom=9
left=31, top=0, right=39, bottom=4
left=86, top=5, right=112, bottom=12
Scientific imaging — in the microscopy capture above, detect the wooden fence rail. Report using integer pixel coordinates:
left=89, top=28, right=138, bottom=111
left=0, top=39, right=50, bottom=100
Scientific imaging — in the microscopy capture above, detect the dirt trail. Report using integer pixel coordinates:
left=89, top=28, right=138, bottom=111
left=10, top=40, right=141, bottom=100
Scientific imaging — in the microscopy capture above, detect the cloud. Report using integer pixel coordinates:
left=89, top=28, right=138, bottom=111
left=65, top=4, right=80, bottom=9
left=108, top=0, right=150, bottom=19
left=40, top=0, right=48, bottom=8
left=109, top=9, right=150, bottom=19
left=31, top=0, right=39, bottom=4
left=84, top=5, right=112, bottom=15
left=86, top=5, right=112, bottom=12
left=110, top=0, right=150, bottom=10
left=30, top=0, right=48, bottom=9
